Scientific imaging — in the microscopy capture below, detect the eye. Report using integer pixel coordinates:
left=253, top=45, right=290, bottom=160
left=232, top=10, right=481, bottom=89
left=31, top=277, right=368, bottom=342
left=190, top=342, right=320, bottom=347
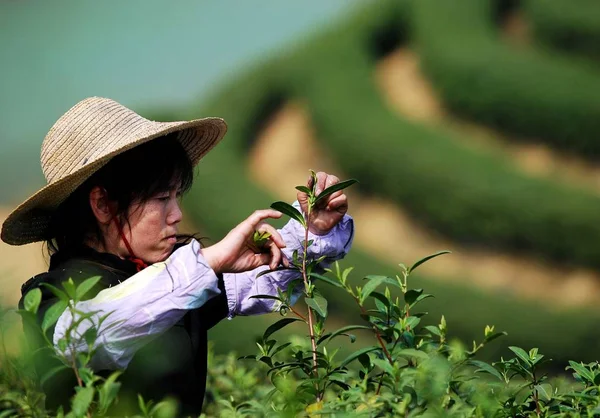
left=157, top=195, right=170, bottom=202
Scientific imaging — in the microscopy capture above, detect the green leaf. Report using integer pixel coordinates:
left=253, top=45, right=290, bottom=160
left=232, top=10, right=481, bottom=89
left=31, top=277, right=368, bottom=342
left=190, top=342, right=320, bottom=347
left=404, top=289, right=423, bottom=305
left=470, top=360, right=503, bottom=381
left=364, top=274, right=400, bottom=288
left=405, top=316, right=421, bottom=330
left=484, top=332, right=507, bottom=343
left=340, top=347, right=379, bottom=368
left=62, top=278, right=77, bottom=300
left=413, top=294, right=434, bottom=305
left=314, top=179, right=358, bottom=204
left=305, top=295, right=328, bottom=318
left=360, top=276, right=389, bottom=304
left=149, top=399, right=179, bottom=418
left=264, top=318, right=303, bottom=340
left=270, top=201, right=306, bottom=227
left=42, top=300, right=68, bottom=333
left=271, top=342, right=292, bottom=357
left=40, top=283, right=69, bottom=302
left=396, top=349, right=429, bottom=361
left=98, top=372, right=122, bottom=413
left=75, top=276, right=101, bottom=301
left=568, top=361, right=595, bottom=383
left=255, top=266, right=297, bottom=279
left=23, top=288, right=42, bottom=314
left=40, top=364, right=70, bottom=386
left=509, top=346, right=532, bottom=366
left=319, top=325, right=372, bottom=344
left=372, top=358, right=395, bottom=376
left=309, top=273, right=343, bottom=288
left=249, top=294, right=283, bottom=302
left=295, top=185, right=312, bottom=194
left=71, top=386, right=95, bottom=417
left=535, top=383, right=553, bottom=402
left=424, top=325, right=441, bottom=337
left=408, top=251, right=451, bottom=274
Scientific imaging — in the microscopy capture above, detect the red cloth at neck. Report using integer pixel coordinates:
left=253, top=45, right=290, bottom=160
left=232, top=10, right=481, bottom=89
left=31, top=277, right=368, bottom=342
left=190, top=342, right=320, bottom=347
left=111, top=216, right=148, bottom=272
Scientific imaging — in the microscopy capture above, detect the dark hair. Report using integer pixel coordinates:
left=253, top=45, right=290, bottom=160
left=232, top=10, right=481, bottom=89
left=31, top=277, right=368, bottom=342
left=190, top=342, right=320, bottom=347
left=46, top=133, right=195, bottom=255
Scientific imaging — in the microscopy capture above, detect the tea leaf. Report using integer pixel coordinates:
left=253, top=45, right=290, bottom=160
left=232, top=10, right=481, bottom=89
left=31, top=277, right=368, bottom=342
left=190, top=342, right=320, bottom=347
left=360, top=276, right=389, bottom=304
left=71, top=386, right=94, bottom=417
left=309, top=273, right=344, bottom=288
left=264, top=318, right=303, bottom=340
left=319, top=325, right=371, bottom=344
left=42, top=300, right=68, bottom=333
left=408, top=251, right=451, bottom=274
left=23, top=288, right=42, bottom=314
left=568, top=361, right=595, bottom=383
left=305, top=295, right=328, bottom=318
left=270, top=201, right=306, bottom=227
left=509, top=346, right=532, bottom=366
left=314, top=179, right=358, bottom=204
left=295, top=185, right=312, bottom=194
left=340, top=347, right=379, bottom=368
left=75, top=276, right=101, bottom=301
left=470, top=360, right=503, bottom=381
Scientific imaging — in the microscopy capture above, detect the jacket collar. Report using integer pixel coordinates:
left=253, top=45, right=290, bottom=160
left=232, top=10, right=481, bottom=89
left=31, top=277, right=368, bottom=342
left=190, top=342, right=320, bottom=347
left=49, top=245, right=139, bottom=276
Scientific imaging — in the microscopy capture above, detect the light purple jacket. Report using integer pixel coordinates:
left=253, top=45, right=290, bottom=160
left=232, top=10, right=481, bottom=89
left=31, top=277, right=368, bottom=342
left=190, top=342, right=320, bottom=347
left=54, top=204, right=354, bottom=370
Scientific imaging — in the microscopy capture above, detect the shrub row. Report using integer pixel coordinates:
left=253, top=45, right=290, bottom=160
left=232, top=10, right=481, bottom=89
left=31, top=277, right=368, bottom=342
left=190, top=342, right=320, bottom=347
left=412, top=0, right=600, bottom=158
left=274, top=3, right=600, bottom=271
left=525, top=0, right=600, bottom=61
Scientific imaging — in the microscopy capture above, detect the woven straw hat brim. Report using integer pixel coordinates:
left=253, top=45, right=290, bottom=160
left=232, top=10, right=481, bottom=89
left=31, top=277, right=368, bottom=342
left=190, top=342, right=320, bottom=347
left=1, top=117, right=227, bottom=246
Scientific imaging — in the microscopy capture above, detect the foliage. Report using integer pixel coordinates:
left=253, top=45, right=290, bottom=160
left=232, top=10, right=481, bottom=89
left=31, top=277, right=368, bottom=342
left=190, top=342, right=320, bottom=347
left=525, top=0, right=600, bottom=61
left=2, top=175, right=600, bottom=416
left=413, top=0, right=600, bottom=157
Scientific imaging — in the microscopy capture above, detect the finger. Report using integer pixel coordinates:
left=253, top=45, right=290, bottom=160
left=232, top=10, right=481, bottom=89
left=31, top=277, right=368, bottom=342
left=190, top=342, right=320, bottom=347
left=256, top=222, right=286, bottom=248
left=323, top=190, right=344, bottom=204
left=268, top=240, right=283, bottom=270
left=315, top=171, right=327, bottom=195
left=246, top=209, right=283, bottom=229
left=326, top=194, right=348, bottom=212
left=325, top=174, right=340, bottom=188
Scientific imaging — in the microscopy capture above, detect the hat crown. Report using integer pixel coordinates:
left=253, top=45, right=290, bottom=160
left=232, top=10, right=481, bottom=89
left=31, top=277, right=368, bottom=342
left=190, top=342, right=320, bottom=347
left=40, top=97, right=151, bottom=184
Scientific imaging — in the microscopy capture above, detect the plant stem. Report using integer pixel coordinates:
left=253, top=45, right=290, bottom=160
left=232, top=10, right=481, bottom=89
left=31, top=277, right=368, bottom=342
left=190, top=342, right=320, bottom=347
left=302, top=205, right=320, bottom=400
left=354, top=298, right=393, bottom=365
left=290, top=305, right=308, bottom=322
left=532, top=369, right=541, bottom=416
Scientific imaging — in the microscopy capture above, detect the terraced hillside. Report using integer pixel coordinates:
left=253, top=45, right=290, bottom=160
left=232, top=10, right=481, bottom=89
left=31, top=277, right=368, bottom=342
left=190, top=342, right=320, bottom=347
left=171, top=0, right=600, bottom=363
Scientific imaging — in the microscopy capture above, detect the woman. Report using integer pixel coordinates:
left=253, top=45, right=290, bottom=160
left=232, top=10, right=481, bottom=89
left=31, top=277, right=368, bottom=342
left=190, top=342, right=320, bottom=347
left=1, top=97, right=353, bottom=415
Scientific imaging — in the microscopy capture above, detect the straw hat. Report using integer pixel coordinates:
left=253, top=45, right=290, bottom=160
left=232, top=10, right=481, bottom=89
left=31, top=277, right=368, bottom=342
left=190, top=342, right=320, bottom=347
left=1, top=96, right=227, bottom=246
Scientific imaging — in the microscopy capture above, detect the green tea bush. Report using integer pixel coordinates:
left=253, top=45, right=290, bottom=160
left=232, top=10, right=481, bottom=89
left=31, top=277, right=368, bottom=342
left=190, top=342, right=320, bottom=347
left=525, top=0, right=600, bottom=61
left=6, top=176, right=600, bottom=417
left=413, top=0, right=600, bottom=157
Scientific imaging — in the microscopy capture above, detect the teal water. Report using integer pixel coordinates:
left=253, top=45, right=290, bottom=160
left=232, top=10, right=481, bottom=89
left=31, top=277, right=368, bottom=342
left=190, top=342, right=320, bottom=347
left=0, top=0, right=361, bottom=204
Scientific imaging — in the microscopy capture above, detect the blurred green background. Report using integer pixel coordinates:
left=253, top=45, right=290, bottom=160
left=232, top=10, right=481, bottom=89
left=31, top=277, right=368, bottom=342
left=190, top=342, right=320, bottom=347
left=2, top=0, right=600, bottom=370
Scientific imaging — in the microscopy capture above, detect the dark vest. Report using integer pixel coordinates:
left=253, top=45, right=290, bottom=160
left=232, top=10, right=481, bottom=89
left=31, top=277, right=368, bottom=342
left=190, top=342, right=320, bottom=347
left=19, top=245, right=228, bottom=417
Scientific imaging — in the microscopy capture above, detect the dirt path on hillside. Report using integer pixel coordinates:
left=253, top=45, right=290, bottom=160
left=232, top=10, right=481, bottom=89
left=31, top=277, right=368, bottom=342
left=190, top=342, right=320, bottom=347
left=248, top=103, right=600, bottom=309
left=375, top=48, right=600, bottom=194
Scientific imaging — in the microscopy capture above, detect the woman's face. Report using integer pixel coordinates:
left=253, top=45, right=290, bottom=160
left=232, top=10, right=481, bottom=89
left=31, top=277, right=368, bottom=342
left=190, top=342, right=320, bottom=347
left=119, top=188, right=183, bottom=264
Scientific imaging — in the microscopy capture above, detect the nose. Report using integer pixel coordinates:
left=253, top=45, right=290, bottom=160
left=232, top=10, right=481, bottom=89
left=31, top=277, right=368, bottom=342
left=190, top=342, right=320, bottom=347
left=167, top=199, right=183, bottom=225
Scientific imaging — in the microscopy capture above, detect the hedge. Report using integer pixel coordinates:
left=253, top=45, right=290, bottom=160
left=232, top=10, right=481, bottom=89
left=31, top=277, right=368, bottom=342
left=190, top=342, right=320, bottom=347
left=525, top=0, right=600, bottom=61
left=412, top=0, right=600, bottom=158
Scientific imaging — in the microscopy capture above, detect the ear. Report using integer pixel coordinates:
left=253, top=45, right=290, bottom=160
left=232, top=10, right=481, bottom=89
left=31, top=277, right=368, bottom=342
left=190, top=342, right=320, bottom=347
left=89, top=186, right=113, bottom=224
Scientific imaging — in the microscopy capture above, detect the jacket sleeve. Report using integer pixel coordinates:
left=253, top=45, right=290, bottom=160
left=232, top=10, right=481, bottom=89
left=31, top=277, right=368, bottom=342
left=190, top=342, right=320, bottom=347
left=222, top=202, right=354, bottom=317
left=53, top=239, right=221, bottom=370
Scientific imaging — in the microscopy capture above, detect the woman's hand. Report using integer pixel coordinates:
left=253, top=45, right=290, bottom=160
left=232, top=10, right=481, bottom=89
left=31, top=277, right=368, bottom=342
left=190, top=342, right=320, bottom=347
left=200, top=209, right=287, bottom=274
left=297, top=171, right=349, bottom=236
